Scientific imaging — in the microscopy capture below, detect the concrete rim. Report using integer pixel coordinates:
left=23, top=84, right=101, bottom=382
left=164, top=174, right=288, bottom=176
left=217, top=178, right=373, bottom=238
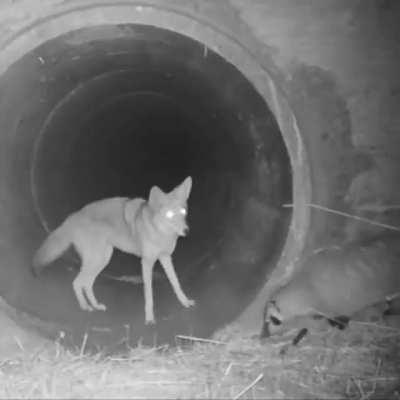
left=0, top=2, right=311, bottom=332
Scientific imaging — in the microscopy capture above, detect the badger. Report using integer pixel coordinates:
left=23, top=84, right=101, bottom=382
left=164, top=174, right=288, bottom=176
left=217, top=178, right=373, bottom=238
left=261, top=237, right=400, bottom=340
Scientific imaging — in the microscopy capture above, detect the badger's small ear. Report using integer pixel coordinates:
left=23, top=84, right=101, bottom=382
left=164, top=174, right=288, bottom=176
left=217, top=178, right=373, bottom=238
left=148, top=186, right=165, bottom=208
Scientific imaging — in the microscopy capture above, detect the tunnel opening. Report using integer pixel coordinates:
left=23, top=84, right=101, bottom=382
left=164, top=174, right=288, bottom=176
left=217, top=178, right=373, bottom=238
left=0, top=23, right=293, bottom=348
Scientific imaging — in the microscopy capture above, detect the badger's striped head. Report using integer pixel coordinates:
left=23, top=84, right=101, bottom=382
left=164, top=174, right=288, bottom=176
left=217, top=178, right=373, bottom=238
left=260, top=283, right=314, bottom=338
left=260, top=300, right=283, bottom=338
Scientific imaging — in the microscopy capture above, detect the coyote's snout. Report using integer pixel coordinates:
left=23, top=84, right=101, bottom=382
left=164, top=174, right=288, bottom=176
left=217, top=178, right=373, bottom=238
left=33, top=176, right=195, bottom=324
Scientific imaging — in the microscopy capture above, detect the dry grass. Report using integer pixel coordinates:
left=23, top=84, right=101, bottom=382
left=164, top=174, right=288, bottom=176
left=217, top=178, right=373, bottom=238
left=0, top=321, right=399, bottom=399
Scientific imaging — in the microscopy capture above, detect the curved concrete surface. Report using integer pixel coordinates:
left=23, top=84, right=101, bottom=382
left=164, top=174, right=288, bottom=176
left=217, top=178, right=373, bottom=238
left=5, top=0, right=397, bottom=349
left=0, top=4, right=311, bottom=348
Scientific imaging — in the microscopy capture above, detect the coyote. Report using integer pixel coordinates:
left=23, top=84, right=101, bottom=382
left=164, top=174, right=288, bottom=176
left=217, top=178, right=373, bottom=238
left=33, top=177, right=195, bottom=324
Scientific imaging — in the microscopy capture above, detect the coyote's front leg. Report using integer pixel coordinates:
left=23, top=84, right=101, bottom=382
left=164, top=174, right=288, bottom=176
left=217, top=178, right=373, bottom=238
left=141, top=257, right=157, bottom=324
left=159, top=254, right=195, bottom=308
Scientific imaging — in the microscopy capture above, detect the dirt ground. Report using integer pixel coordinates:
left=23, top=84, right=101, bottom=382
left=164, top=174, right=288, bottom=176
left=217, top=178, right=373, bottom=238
left=0, top=309, right=399, bottom=399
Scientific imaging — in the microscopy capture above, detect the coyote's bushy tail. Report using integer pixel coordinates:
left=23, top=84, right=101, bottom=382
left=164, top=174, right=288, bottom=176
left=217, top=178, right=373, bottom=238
left=32, top=225, right=71, bottom=275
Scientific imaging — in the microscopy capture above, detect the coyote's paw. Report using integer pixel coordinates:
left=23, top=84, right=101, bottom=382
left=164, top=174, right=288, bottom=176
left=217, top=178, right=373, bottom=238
left=145, top=316, right=156, bottom=325
left=145, top=309, right=156, bottom=325
left=94, top=303, right=107, bottom=312
left=76, top=299, right=94, bottom=312
left=182, top=298, right=196, bottom=308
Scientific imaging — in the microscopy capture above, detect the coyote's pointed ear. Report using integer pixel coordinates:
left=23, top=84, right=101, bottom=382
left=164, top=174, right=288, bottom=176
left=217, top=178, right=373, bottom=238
left=173, top=176, right=192, bottom=201
left=148, top=185, right=165, bottom=208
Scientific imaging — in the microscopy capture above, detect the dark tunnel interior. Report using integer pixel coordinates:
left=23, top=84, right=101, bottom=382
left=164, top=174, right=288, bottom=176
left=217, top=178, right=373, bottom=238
left=0, top=24, right=292, bottom=348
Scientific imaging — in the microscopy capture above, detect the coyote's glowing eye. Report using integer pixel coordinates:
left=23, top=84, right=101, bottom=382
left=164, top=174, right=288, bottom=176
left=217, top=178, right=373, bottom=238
left=180, top=208, right=187, bottom=215
left=165, top=210, right=174, bottom=219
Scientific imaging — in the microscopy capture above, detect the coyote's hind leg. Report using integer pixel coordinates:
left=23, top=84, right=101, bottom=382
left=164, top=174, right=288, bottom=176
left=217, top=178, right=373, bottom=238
left=73, top=245, right=113, bottom=312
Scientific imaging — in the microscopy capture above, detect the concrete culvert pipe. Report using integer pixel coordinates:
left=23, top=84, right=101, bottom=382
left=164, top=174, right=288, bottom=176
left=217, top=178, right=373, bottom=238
left=0, top=5, right=310, bottom=349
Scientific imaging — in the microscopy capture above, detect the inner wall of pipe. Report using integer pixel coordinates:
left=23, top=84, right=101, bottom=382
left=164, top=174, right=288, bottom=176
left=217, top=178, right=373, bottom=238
left=0, top=24, right=292, bottom=345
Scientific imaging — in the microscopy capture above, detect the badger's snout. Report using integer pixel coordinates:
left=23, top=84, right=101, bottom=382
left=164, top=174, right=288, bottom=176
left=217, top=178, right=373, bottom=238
left=260, top=321, right=271, bottom=339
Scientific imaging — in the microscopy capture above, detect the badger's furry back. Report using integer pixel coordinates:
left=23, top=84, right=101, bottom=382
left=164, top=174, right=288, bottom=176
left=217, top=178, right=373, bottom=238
left=273, top=237, right=400, bottom=321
